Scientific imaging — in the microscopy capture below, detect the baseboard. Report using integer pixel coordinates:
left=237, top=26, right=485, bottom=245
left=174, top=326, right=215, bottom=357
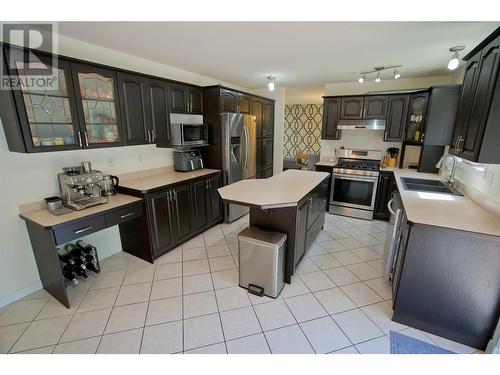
left=0, top=280, right=43, bottom=309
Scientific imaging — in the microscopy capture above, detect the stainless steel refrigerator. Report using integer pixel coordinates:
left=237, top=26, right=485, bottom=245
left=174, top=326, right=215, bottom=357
left=221, top=113, right=257, bottom=223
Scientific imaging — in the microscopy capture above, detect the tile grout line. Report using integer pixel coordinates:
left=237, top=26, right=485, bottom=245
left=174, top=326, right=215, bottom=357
left=138, top=260, right=156, bottom=354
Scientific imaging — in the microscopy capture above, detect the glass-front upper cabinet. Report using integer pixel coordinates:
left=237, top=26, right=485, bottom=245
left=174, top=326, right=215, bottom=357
left=405, top=92, right=429, bottom=143
left=6, top=48, right=81, bottom=151
left=71, top=63, right=122, bottom=147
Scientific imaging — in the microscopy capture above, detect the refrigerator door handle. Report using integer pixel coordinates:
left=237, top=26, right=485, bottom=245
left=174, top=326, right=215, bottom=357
left=243, top=125, right=249, bottom=171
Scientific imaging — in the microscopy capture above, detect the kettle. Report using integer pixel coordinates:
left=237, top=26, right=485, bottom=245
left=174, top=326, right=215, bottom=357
left=99, top=175, right=119, bottom=196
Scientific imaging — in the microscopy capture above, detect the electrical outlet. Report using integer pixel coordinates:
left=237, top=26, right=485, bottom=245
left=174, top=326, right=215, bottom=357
left=107, top=157, right=114, bottom=168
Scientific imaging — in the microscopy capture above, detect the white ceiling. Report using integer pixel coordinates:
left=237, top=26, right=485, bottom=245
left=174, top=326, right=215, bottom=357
left=57, top=21, right=499, bottom=89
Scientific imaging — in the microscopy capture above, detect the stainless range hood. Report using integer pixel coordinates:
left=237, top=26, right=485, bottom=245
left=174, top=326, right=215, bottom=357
left=337, top=119, right=385, bottom=130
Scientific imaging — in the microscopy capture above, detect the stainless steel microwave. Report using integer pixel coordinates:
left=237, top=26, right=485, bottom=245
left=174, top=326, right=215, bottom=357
left=170, top=123, right=208, bottom=147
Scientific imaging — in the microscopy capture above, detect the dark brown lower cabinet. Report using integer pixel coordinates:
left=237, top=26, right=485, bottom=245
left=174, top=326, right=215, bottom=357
left=120, top=172, right=223, bottom=259
left=373, top=171, right=396, bottom=221
left=148, top=191, right=176, bottom=256
left=170, top=184, right=192, bottom=243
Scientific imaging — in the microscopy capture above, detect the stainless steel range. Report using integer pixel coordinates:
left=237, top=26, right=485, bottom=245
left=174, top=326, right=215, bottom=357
left=330, top=149, right=382, bottom=220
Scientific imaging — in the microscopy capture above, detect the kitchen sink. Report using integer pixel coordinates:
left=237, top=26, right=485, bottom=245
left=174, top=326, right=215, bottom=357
left=401, top=177, right=463, bottom=196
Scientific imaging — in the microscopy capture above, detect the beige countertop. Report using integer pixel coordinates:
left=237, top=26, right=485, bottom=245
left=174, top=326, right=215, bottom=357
left=119, top=168, right=220, bottom=193
left=218, top=169, right=329, bottom=209
left=393, top=169, right=500, bottom=237
left=315, top=158, right=336, bottom=167
left=19, top=193, right=143, bottom=229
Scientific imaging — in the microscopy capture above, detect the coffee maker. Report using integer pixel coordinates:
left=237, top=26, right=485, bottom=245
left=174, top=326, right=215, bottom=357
left=58, top=165, right=109, bottom=211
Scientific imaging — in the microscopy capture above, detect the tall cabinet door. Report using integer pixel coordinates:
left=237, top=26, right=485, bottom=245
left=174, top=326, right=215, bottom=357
left=148, top=191, right=175, bottom=255
left=145, top=78, right=171, bottom=147
left=451, top=51, right=481, bottom=155
left=322, top=97, right=341, bottom=140
left=263, top=100, right=274, bottom=137
left=71, top=62, right=122, bottom=148
left=237, top=93, right=251, bottom=114
left=6, top=48, right=81, bottom=152
left=191, top=179, right=209, bottom=231
left=171, top=184, right=193, bottom=242
left=207, top=174, right=222, bottom=224
left=384, top=95, right=409, bottom=142
left=117, top=72, right=148, bottom=145
left=251, top=98, right=264, bottom=137
left=460, top=36, right=500, bottom=161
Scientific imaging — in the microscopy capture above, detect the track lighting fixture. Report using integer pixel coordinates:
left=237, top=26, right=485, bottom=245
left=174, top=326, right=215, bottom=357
left=357, top=65, right=402, bottom=83
left=267, top=75, right=276, bottom=91
left=447, top=46, right=465, bottom=71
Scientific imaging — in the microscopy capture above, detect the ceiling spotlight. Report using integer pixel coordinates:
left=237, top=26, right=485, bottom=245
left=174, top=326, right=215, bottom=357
left=394, top=69, right=401, bottom=79
left=375, top=72, right=381, bottom=83
left=448, top=46, right=465, bottom=71
left=267, top=75, right=276, bottom=91
left=358, top=75, right=365, bottom=83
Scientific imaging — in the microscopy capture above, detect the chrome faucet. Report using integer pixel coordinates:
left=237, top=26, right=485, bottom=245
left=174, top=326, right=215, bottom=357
left=435, top=154, right=458, bottom=187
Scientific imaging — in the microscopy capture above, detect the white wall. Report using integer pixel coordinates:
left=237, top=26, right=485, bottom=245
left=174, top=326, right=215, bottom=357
left=0, top=35, right=273, bottom=307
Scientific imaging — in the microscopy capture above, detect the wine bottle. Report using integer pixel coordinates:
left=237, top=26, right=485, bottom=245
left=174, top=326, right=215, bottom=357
left=62, top=271, right=78, bottom=285
left=86, top=262, right=100, bottom=274
left=57, top=248, right=75, bottom=265
left=84, top=254, right=95, bottom=262
left=76, top=240, right=95, bottom=254
left=74, top=267, right=88, bottom=279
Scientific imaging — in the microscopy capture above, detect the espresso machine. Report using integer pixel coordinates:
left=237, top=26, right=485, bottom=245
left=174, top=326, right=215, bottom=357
left=58, top=163, right=109, bottom=211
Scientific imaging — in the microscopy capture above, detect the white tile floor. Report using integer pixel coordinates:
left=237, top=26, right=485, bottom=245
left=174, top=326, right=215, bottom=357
left=0, top=213, right=481, bottom=354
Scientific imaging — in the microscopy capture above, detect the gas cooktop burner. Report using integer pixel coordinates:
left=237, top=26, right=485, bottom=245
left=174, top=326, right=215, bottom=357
left=336, top=161, right=380, bottom=171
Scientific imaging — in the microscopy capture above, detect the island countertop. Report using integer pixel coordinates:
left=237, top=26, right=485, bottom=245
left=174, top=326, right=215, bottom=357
left=217, top=169, right=330, bottom=209
left=393, top=169, right=500, bottom=237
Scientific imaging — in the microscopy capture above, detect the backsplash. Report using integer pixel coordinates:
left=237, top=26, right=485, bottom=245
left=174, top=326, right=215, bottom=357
left=320, top=130, right=403, bottom=161
left=283, top=104, right=323, bottom=158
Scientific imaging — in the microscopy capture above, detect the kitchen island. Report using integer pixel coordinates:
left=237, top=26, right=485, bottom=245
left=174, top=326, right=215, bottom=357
left=218, top=169, right=330, bottom=283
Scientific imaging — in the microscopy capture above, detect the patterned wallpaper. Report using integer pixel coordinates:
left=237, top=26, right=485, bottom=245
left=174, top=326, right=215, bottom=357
left=283, top=104, right=323, bottom=159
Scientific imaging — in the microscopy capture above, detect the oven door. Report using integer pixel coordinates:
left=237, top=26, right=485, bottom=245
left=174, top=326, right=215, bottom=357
left=181, top=124, right=208, bottom=146
left=330, top=173, right=378, bottom=210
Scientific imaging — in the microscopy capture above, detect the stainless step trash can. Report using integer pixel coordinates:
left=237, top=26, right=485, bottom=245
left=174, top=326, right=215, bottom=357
left=238, top=226, right=287, bottom=298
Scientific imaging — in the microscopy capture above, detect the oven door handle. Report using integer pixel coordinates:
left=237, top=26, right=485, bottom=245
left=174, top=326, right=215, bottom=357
left=332, top=173, right=378, bottom=183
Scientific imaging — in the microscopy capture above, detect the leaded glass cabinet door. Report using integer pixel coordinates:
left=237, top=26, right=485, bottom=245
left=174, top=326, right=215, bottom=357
left=6, top=49, right=81, bottom=152
left=71, top=63, right=122, bottom=148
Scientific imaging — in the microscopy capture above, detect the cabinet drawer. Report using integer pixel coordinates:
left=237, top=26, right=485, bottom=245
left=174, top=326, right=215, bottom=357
left=54, top=215, right=106, bottom=245
left=105, top=202, right=143, bottom=227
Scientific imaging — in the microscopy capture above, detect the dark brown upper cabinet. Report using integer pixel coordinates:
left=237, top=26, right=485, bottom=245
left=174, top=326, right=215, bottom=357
left=220, top=88, right=252, bottom=114
left=321, top=97, right=342, bottom=140
left=384, top=95, right=409, bottom=142
left=168, top=83, right=203, bottom=114
left=237, top=93, right=251, bottom=114
left=251, top=97, right=264, bottom=137
left=363, top=95, right=388, bottom=119
left=71, top=62, right=123, bottom=148
left=117, top=72, right=149, bottom=145
left=263, top=100, right=274, bottom=137
left=451, top=51, right=481, bottom=155
left=452, top=33, right=500, bottom=163
left=188, top=86, right=203, bottom=114
left=144, top=78, right=171, bottom=147
left=220, top=88, right=238, bottom=112
left=340, top=96, right=364, bottom=119
left=405, top=93, right=429, bottom=143
left=1, top=47, right=82, bottom=152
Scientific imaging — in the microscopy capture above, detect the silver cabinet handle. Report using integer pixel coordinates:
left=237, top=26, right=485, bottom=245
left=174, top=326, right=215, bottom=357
left=147, top=130, right=150, bottom=143
left=200, top=159, right=204, bottom=169
left=387, top=198, right=396, bottom=216
left=120, top=212, right=134, bottom=219
left=206, top=180, right=209, bottom=190
left=384, top=131, right=388, bottom=141
left=167, top=190, right=172, bottom=203
left=84, top=131, right=89, bottom=147
left=151, top=129, right=155, bottom=142
left=77, top=131, right=82, bottom=147
left=74, top=225, right=93, bottom=234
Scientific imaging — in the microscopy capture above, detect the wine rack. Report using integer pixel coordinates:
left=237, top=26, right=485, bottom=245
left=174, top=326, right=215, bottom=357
left=57, top=240, right=101, bottom=285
